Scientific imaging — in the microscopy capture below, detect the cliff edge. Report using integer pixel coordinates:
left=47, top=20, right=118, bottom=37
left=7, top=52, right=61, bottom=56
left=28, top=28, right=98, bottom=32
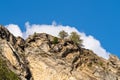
left=0, top=25, right=120, bottom=80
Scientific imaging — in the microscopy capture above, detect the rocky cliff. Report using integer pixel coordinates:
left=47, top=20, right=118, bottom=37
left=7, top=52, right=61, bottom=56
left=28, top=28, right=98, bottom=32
left=0, top=25, right=120, bottom=80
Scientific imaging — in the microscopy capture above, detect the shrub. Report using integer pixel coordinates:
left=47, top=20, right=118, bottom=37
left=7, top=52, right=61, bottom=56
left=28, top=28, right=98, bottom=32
left=99, top=62, right=103, bottom=66
left=0, top=57, right=19, bottom=80
left=58, top=30, right=68, bottom=39
left=69, top=32, right=83, bottom=46
left=52, top=37, right=58, bottom=44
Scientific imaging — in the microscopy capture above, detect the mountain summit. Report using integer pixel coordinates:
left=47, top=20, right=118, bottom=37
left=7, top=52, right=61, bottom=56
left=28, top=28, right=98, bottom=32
left=0, top=25, right=120, bottom=80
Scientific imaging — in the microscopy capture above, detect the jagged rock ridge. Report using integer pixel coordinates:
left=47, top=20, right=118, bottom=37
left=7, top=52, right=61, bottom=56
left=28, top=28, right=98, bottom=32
left=0, top=25, right=120, bottom=80
left=0, top=25, right=31, bottom=80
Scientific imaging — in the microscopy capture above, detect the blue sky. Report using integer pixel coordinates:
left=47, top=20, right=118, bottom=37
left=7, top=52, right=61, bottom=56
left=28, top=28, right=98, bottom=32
left=0, top=0, right=120, bottom=58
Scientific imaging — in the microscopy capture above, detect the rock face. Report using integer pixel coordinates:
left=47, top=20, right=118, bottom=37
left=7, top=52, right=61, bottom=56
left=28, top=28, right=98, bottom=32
left=0, top=25, right=120, bottom=80
left=0, top=25, right=31, bottom=80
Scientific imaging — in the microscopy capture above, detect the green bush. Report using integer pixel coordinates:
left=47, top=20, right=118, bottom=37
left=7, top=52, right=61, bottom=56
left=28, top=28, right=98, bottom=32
left=58, top=30, right=68, bottom=39
left=69, top=32, right=83, bottom=46
left=52, top=37, right=58, bottom=44
left=0, top=57, right=19, bottom=80
left=99, top=62, right=103, bottom=66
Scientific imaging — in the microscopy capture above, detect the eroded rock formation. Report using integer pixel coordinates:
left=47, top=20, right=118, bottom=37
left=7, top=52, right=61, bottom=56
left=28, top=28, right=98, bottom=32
left=0, top=25, right=120, bottom=80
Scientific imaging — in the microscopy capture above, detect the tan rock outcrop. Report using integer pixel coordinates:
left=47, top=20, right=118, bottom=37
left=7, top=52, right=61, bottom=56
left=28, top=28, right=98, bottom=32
left=0, top=26, right=120, bottom=80
left=25, top=33, right=120, bottom=80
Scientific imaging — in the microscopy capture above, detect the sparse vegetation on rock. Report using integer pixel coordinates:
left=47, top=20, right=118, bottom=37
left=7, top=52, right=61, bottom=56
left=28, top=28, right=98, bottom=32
left=52, top=37, right=59, bottom=44
left=0, top=25, right=120, bottom=80
left=69, top=31, right=83, bottom=46
left=0, top=57, right=20, bottom=80
left=58, top=30, right=68, bottom=39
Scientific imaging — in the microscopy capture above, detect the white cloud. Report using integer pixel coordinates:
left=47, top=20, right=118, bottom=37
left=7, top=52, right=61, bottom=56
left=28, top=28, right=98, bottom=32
left=5, top=24, right=23, bottom=37
left=80, top=33, right=110, bottom=59
left=5, top=22, right=110, bottom=59
left=24, top=22, right=79, bottom=38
